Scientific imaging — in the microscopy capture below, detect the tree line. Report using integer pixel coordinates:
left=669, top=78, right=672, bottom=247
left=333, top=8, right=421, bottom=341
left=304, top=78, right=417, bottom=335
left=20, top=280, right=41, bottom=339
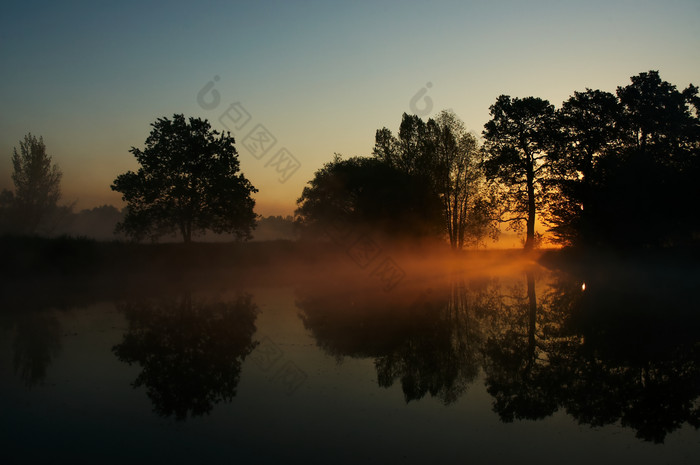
left=0, top=125, right=290, bottom=241
left=2, top=70, right=698, bottom=249
left=298, top=70, right=700, bottom=249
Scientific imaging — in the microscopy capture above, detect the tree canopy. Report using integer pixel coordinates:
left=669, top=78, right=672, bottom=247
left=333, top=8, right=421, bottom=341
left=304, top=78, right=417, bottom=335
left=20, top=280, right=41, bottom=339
left=111, top=114, right=257, bottom=243
left=374, top=111, right=496, bottom=248
left=296, top=111, right=497, bottom=248
left=1, top=134, right=64, bottom=234
left=295, top=155, right=443, bottom=239
left=546, top=89, right=622, bottom=245
left=482, top=96, right=556, bottom=250
left=479, top=70, right=699, bottom=250
left=546, top=71, right=700, bottom=248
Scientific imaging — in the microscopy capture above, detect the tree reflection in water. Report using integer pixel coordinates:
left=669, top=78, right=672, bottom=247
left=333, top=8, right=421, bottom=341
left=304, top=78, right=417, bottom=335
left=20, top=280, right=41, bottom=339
left=298, top=278, right=498, bottom=404
left=10, top=310, right=62, bottom=388
left=113, top=293, right=258, bottom=420
left=297, top=265, right=700, bottom=442
left=373, top=280, right=498, bottom=404
left=481, top=269, right=559, bottom=422
left=541, top=271, right=700, bottom=443
left=0, top=288, right=66, bottom=388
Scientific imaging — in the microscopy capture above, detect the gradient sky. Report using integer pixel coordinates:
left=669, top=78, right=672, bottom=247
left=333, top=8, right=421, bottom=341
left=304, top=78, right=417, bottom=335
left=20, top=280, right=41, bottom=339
left=1, top=0, right=699, bottom=216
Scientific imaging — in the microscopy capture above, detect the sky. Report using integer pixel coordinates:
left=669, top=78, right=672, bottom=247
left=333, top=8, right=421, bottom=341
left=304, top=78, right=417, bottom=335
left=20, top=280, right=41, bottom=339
left=1, top=0, right=699, bottom=216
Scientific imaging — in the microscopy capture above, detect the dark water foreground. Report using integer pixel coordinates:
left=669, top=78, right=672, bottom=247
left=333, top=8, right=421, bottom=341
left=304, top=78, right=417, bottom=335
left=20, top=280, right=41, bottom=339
left=1, top=245, right=699, bottom=464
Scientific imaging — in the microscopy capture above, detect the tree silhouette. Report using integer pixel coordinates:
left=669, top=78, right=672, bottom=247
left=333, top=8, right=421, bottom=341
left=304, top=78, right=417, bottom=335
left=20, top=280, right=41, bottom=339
left=374, top=111, right=496, bottom=248
left=613, top=71, right=700, bottom=247
left=547, top=89, right=621, bottom=246
left=58, top=205, right=125, bottom=240
left=373, top=114, right=433, bottom=175
left=111, top=114, right=257, bottom=243
left=1, top=134, right=65, bottom=234
left=112, top=293, right=259, bottom=420
left=546, top=71, right=700, bottom=248
left=295, top=155, right=443, bottom=239
left=482, top=96, right=556, bottom=250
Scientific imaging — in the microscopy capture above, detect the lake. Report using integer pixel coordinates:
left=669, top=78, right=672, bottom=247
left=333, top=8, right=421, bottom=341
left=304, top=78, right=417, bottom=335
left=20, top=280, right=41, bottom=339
left=1, top=250, right=699, bottom=464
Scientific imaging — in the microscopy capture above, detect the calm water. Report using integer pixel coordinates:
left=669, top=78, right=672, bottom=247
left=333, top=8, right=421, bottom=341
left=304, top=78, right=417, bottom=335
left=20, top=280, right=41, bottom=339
left=1, top=257, right=699, bottom=464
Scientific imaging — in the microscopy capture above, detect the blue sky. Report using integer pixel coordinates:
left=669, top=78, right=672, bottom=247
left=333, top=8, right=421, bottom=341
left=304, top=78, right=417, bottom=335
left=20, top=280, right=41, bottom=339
left=1, top=0, right=699, bottom=214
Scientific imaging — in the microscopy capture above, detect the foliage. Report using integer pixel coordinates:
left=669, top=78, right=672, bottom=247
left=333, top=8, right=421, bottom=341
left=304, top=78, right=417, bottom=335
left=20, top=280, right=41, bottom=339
left=295, top=155, right=443, bottom=239
left=374, top=111, right=497, bottom=248
left=548, top=71, right=700, bottom=248
left=253, top=215, right=297, bottom=241
left=55, top=205, right=125, bottom=240
left=111, top=114, right=257, bottom=243
left=482, top=96, right=556, bottom=250
left=546, top=89, right=622, bottom=245
left=1, top=134, right=65, bottom=234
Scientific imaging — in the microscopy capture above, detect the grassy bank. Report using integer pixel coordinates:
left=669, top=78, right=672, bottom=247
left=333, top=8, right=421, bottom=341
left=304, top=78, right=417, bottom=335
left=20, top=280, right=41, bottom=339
left=0, top=234, right=317, bottom=277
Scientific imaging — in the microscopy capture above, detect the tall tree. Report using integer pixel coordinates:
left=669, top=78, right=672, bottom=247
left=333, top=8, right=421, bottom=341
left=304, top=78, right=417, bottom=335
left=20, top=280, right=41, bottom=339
left=547, top=71, right=700, bottom=248
left=111, top=114, right=257, bottom=243
left=432, top=110, right=496, bottom=248
left=482, top=96, right=555, bottom=250
left=373, top=111, right=495, bottom=248
left=3, top=134, right=63, bottom=234
left=547, top=89, right=621, bottom=245
left=614, top=71, right=700, bottom=247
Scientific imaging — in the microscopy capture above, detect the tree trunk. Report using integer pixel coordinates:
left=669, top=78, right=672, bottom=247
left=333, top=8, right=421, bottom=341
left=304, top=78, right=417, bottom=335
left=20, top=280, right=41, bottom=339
left=451, top=195, right=459, bottom=249
left=181, top=222, right=192, bottom=243
left=457, top=195, right=466, bottom=249
left=525, top=270, right=537, bottom=373
left=525, top=153, right=536, bottom=250
left=445, top=196, right=455, bottom=249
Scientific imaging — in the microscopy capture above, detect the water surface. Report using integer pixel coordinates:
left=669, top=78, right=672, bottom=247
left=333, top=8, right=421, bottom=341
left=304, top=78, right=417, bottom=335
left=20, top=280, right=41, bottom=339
left=1, top=256, right=699, bottom=464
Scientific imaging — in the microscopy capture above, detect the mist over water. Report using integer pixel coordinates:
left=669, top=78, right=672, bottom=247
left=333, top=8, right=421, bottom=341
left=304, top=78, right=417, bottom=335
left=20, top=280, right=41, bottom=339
left=1, top=245, right=698, bottom=463
left=1, top=1, right=698, bottom=462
